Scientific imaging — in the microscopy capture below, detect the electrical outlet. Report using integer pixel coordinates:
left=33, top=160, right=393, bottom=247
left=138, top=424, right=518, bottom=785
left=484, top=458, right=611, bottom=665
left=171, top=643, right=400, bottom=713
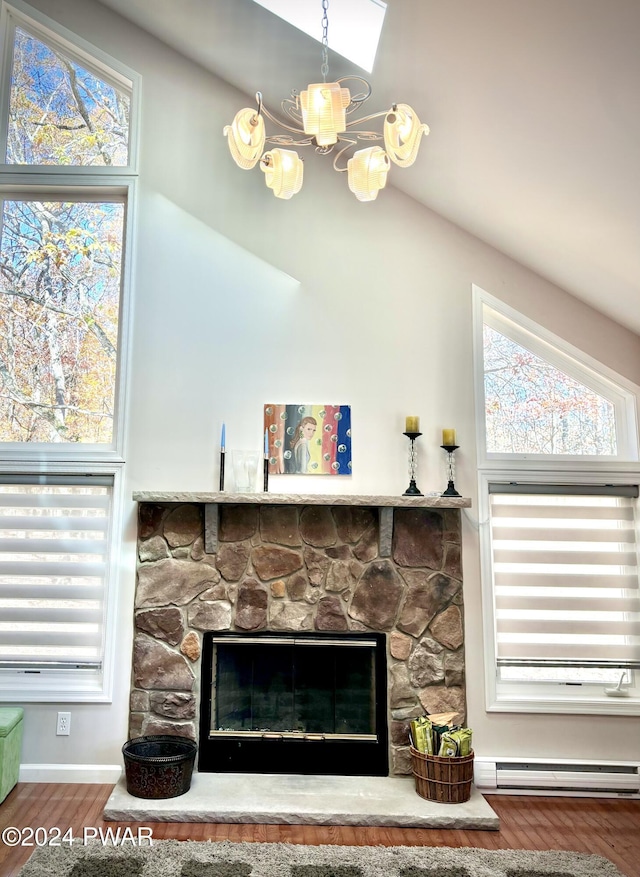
left=56, top=711, right=71, bottom=736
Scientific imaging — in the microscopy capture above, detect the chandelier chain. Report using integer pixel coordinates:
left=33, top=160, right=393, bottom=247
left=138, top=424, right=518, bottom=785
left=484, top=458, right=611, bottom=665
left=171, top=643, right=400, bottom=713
left=321, top=0, right=329, bottom=82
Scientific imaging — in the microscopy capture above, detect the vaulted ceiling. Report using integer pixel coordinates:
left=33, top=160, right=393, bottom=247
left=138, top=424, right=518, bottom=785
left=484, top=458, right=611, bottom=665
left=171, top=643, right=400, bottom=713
left=95, top=0, right=640, bottom=335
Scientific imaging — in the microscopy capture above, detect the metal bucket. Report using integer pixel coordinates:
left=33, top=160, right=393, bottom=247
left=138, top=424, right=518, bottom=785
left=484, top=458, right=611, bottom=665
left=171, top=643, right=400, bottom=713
left=122, top=734, right=197, bottom=799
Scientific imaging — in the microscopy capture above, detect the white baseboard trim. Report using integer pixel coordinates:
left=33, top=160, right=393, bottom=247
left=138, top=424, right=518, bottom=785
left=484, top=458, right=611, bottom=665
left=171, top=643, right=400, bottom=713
left=19, top=763, right=122, bottom=784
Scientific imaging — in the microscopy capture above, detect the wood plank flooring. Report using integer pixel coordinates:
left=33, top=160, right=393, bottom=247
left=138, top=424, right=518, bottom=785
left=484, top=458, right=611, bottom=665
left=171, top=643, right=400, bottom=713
left=1, top=783, right=639, bottom=877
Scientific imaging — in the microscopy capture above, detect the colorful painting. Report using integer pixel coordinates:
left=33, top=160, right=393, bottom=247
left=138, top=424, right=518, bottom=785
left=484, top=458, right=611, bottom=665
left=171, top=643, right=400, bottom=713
left=264, top=404, right=352, bottom=475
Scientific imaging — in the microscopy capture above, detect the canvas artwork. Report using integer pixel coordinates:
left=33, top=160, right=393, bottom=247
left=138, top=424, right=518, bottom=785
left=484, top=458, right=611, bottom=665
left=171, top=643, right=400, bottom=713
left=264, top=404, right=352, bottom=475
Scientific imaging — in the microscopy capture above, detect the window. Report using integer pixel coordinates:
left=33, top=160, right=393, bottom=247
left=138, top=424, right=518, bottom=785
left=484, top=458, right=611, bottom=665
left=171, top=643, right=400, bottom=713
left=490, top=485, right=639, bottom=680
left=251, top=0, right=387, bottom=73
left=473, top=286, right=640, bottom=714
left=0, top=195, right=125, bottom=446
left=0, top=473, right=121, bottom=701
left=484, top=324, right=617, bottom=456
left=7, top=25, right=131, bottom=166
left=480, top=295, right=637, bottom=462
left=0, top=1, right=137, bottom=171
left=0, top=0, right=139, bottom=700
left=0, top=1, right=138, bottom=459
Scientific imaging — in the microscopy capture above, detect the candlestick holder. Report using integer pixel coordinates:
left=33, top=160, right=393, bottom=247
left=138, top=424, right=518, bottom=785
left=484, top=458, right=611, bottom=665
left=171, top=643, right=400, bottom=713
left=440, top=444, right=461, bottom=497
left=403, top=431, right=423, bottom=496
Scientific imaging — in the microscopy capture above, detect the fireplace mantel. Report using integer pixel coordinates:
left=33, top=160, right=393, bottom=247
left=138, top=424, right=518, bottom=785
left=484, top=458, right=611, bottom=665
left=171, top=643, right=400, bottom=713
left=133, top=493, right=471, bottom=555
left=133, top=492, right=471, bottom=507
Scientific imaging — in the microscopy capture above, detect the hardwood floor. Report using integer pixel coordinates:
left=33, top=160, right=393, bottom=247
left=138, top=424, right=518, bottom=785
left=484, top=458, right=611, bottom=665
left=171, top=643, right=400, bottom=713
left=1, top=783, right=639, bottom=876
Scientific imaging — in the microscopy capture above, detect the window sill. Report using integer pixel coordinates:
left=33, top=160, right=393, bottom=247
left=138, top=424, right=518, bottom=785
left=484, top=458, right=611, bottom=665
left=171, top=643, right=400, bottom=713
left=488, top=691, right=640, bottom=716
left=0, top=673, right=111, bottom=703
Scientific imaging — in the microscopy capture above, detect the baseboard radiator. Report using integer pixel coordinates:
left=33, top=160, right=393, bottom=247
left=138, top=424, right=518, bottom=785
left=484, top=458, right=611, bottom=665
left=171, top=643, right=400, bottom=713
left=474, top=756, right=640, bottom=798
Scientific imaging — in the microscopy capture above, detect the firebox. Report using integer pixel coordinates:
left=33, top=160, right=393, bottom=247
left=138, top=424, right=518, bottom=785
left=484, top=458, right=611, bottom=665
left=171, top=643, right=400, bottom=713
left=198, top=631, right=388, bottom=776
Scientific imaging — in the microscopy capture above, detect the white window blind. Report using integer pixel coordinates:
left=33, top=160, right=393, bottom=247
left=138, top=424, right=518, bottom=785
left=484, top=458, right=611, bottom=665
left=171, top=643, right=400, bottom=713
left=489, top=484, right=640, bottom=671
left=0, top=475, right=112, bottom=671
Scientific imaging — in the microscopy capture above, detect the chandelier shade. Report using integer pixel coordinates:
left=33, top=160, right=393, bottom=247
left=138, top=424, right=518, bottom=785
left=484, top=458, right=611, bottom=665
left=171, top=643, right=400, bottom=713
left=300, top=82, right=351, bottom=146
left=347, top=146, right=390, bottom=202
left=223, top=108, right=266, bottom=169
left=260, top=148, right=304, bottom=199
left=223, top=1, right=429, bottom=201
left=383, top=103, right=429, bottom=168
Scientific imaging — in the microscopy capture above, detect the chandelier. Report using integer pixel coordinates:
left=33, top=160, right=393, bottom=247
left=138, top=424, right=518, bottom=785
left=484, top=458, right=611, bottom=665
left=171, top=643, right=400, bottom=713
left=223, top=0, right=429, bottom=201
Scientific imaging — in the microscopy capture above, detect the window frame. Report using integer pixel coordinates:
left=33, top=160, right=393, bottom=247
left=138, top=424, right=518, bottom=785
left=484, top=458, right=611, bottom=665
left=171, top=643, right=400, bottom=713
left=0, top=174, right=136, bottom=462
left=473, top=285, right=640, bottom=715
left=0, top=0, right=140, bottom=176
left=473, top=286, right=639, bottom=467
left=0, top=1, right=139, bottom=701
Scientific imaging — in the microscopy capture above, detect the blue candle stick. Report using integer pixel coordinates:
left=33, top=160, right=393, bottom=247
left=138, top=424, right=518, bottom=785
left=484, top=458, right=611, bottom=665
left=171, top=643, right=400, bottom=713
left=219, top=423, right=226, bottom=491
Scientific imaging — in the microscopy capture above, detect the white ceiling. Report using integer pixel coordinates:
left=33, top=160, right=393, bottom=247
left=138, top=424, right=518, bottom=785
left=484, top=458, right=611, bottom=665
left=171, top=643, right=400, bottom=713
left=95, top=0, right=640, bottom=334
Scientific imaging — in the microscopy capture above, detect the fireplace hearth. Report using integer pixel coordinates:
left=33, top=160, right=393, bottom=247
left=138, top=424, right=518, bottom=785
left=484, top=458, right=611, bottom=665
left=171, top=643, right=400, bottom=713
left=199, top=631, right=388, bottom=775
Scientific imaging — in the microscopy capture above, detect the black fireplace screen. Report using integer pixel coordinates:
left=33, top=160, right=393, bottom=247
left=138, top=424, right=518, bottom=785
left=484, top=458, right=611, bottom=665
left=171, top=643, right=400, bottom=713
left=199, top=631, right=388, bottom=776
left=215, top=639, right=376, bottom=737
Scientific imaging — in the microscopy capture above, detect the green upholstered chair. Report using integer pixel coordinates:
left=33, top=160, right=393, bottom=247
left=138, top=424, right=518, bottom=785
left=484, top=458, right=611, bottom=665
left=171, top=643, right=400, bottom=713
left=0, top=707, right=23, bottom=804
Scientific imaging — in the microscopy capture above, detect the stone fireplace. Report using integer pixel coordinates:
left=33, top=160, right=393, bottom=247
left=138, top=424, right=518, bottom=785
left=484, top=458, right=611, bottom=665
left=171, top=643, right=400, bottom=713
left=130, top=493, right=469, bottom=777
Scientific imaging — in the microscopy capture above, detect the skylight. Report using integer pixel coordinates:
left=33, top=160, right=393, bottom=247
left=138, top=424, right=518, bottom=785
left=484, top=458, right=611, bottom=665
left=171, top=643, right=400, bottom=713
left=251, top=0, right=387, bottom=73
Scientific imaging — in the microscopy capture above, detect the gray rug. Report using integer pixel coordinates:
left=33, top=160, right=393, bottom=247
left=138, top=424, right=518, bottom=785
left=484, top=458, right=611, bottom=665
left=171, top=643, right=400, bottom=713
left=17, top=839, right=623, bottom=877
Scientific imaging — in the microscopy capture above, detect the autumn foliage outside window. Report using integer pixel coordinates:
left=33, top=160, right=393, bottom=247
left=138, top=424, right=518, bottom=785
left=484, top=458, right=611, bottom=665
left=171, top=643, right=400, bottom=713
left=7, top=26, right=130, bottom=166
left=0, top=21, right=132, bottom=446
left=483, top=325, right=617, bottom=456
left=0, top=198, right=124, bottom=443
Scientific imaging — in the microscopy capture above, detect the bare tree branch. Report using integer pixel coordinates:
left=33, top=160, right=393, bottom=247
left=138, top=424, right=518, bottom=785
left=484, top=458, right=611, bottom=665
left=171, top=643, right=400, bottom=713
left=62, top=59, right=112, bottom=166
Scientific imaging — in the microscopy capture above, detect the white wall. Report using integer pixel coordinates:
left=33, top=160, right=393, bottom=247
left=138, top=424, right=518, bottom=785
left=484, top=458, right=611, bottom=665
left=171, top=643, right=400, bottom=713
left=17, top=0, right=640, bottom=774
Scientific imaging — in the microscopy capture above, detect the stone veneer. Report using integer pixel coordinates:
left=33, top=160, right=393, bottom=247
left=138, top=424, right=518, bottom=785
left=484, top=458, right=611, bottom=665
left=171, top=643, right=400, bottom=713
left=130, top=501, right=465, bottom=776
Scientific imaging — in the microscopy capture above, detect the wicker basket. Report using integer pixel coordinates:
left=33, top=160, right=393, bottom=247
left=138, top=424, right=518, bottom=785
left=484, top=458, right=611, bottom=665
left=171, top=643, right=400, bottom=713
left=410, top=745, right=474, bottom=804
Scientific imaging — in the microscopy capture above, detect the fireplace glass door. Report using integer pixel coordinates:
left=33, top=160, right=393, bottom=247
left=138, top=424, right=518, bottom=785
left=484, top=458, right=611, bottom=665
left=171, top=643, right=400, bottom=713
left=199, top=631, right=388, bottom=776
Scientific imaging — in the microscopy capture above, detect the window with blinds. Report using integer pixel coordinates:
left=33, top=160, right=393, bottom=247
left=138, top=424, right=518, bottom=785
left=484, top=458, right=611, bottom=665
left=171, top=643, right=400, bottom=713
left=489, top=484, right=640, bottom=685
left=474, top=289, right=640, bottom=711
left=0, top=475, right=112, bottom=677
left=0, top=6, right=135, bottom=702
